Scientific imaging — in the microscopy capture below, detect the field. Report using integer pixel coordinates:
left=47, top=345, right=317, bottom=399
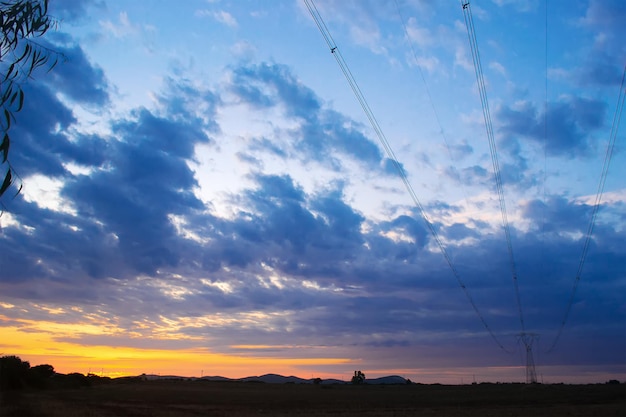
left=1, top=380, right=624, bottom=417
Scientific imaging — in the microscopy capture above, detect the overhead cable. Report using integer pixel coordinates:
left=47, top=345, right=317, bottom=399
left=462, top=2, right=526, bottom=333
left=547, top=65, right=626, bottom=352
left=304, top=0, right=510, bottom=352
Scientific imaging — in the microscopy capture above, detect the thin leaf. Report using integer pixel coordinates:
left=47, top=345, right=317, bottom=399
left=15, top=43, right=30, bottom=64
left=0, top=133, right=9, bottom=162
left=47, top=56, right=59, bottom=72
left=17, top=89, right=24, bottom=111
left=0, top=169, right=12, bottom=197
left=4, top=63, right=15, bottom=81
left=9, top=90, right=18, bottom=106
left=13, top=182, right=23, bottom=198
left=30, top=51, right=37, bottom=75
left=1, top=84, right=14, bottom=107
left=4, top=109, right=11, bottom=129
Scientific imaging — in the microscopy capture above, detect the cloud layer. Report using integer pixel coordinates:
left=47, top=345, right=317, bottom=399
left=0, top=0, right=624, bottom=383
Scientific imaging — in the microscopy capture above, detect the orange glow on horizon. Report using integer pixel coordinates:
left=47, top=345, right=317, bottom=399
left=0, top=318, right=352, bottom=379
left=2, top=313, right=622, bottom=384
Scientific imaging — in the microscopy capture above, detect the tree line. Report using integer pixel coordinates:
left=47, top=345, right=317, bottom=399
left=0, top=355, right=110, bottom=390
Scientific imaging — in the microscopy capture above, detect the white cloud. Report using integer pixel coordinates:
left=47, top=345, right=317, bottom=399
left=231, top=40, right=256, bottom=60
left=406, top=18, right=433, bottom=47
left=489, top=61, right=506, bottom=76
left=491, top=0, right=538, bottom=13
left=409, top=55, right=440, bottom=73
left=100, top=11, right=137, bottom=39
left=21, top=175, right=77, bottom=216
left=454, top=46, right=473, bottom=72
left=196, top=9, right=238, bottom=28
left=349, top=23, right=386, bottom=55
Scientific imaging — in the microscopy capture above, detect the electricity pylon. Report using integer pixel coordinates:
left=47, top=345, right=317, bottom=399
left=519, top=333, right=539, bottom=383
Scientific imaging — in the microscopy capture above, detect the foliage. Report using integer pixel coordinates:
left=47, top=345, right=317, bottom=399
left=0, top=354, right=31, bottom=390
left=0, top=355, right=113, bottom=392
left=0, top=355, right=57, bottom=390
left=0, top=0, right=60, bottom=200
left=350, top=370, right=365, bottom=385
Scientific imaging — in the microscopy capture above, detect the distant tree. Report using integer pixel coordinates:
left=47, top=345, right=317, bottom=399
left=0, top=355, right=30, bottom=390
left=0, top=0, right=61, bottom=199
left=351, top=370, right=365, bottom=385
left=313, top=377, right=322, bottom=385
left=30, top=363, right=54, bottom=378
left=27, top=363, right=54, bottom=388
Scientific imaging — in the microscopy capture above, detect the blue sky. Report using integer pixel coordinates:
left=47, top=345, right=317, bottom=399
left=0, top=0, right=624, bottom=383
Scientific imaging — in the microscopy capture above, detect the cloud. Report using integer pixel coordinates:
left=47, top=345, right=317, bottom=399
left=489, top=61, right=506, bottom=76
left=229, top=62, right=389, bottom=174
left=405, top=17, right=433, bottom=47
left=1, top=11, right=624, bottom=381
left=42, top=37, right=110, bottom=107
left=3, top=67, right=215, bottom=281
left=100, top=12, right=137, bottom=39
left=49, top=0, right=105, bottom=23
left=575, top=0, right=626, bottom=86
left=196, top=9, right=238, bottom=28
left=491, top=0, right=538, bottom=12
left=497, top=97, right=606, bottom=158
left=7, top=42, right=109, bottom=180
left=445, top=165, right=489, bottom=187
left=579, top=0, right=626, bottom=31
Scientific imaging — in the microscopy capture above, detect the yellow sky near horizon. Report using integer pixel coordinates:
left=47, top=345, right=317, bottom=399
left=3, top=321, right=622, bottom=384
left=0, top=313, right=352, bottom=379
left=2, top=308, right=623, bottom=384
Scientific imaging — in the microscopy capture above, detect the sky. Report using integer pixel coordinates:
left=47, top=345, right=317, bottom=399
left=0, top=0, right=624, bottom=384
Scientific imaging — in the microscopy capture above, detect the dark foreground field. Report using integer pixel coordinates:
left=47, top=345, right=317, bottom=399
left=1, top=380, right=624, bottom=417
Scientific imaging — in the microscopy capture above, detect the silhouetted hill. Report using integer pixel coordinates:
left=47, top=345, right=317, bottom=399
left=240, top=374, right=309, bottom=384
left=368, top=375, right=408, bottom=384
left=140, top=373, right=407, bottom=384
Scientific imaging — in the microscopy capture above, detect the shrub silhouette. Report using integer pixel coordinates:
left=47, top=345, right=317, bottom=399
left=351, top=370, right=365, bottom=384
left=0, top=355, right=31, bottom=390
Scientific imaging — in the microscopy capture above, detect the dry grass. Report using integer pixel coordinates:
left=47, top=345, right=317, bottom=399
left=1, top=380, right=624, bottom=417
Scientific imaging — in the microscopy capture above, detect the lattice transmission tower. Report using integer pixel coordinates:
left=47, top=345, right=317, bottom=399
left=519, top=333, right=539, bottom=383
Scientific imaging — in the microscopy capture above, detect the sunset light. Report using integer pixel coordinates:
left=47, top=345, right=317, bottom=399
left=0, top=0, right=624, bottom=388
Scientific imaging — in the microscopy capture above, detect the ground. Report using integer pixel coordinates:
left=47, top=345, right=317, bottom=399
left=1, top=379, right=624, bottom=416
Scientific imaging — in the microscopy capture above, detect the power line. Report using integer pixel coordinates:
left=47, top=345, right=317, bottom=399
left=547, top=65, right=626, bottom=352
left=394, top=0, right=478, bottom=246
left=461, top=2, right=526, bottom=333
left=304, top=0, right=510, bottom=352
left=393, top=0, right=455, bottom=161
left=540, top=0, right=549, bottom=304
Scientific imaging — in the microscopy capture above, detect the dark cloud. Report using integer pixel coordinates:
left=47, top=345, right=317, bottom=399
left=575, top=0, right=626, bottom=87
left=580, top=0, right=626, bottom=34
left=497, top=97, right=606, bottom=158
left=0, top=23, right=623, bottom=380
left=249, top=136, right=288, bottom=158
left=450, top=141, right=474, bottom=160
left=444, top=164, right=489, bottom=187
left=577, top=51, right=625, bottom=87
left=444, top=222, right=479, bottom=240
left=10, top=83, right=77, bottom=178
left=43, top=38, right=110, bottom=106
left=59, top=105, right=211, bottom=275
left=3, top=58, right=215, bottom=280
left=234, top=173, right=365, bottom=262
left=229, top=62, right=388, bottom=174
left=7, top=39, right=110, bottom=179
left=521, top=196, right=591, bottom=234
left=49, top=0, right=105, bottom=23
left=231, top=62, right=320, bottom=119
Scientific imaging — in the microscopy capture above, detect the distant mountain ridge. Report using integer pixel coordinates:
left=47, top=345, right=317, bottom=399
left=141, top=373, right=408, bottom=385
